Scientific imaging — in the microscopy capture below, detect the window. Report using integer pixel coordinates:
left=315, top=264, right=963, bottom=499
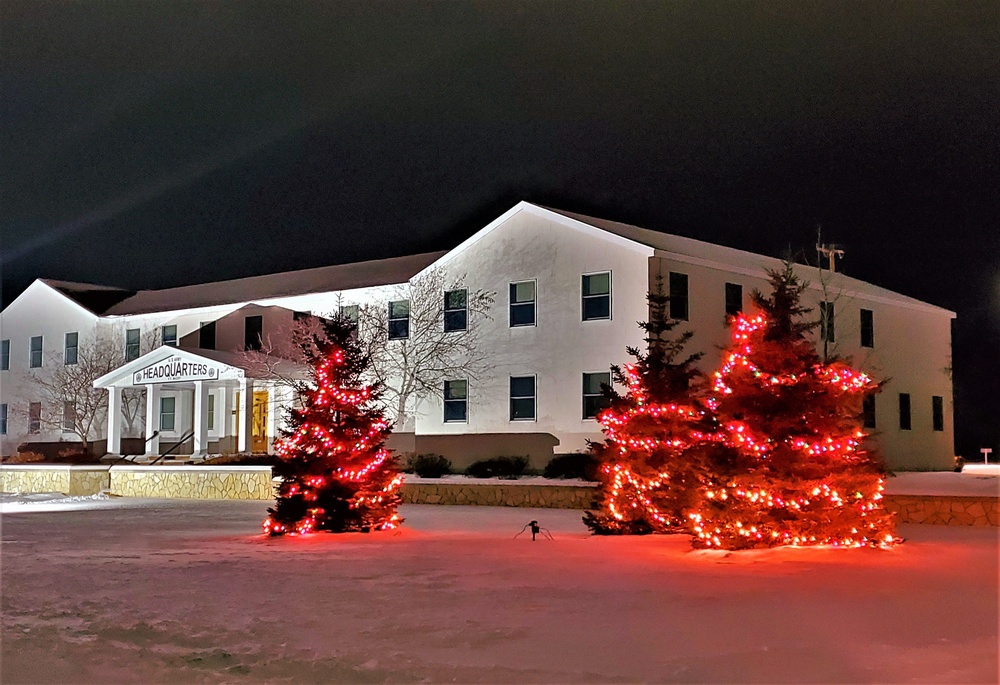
left=444, top=289, right=468, bottom=332
left=160, top=397, right=176, bottom=431
left=669, top=272, right=689, bottom=321
left=29, top=336, right=43, bottom=368
left=388, top=300, right=410, bottom=339
left=898, top=393, right=911, bottom=431
left=932, top=396, right=944, bottom=432
left=207, top=394, right=215, bottom=431
left=583, top=372, right=611, bottom=419
left=338, top=305, right=359, bottom=324
left=725, top=282, right=743, bottom=317
left=125, top=328, right=141, bottom=361
left=582, top=272, right=611, bottom=321
left=199, top=321, right=216, bottom=350
left=0, top=403, right=6, bottom=435
left=510, top=376, right=536, bottom=421
left=860, top=309, right=874, bottom=348
left=862, top=394, right=877, bottom=429
left=63, top=402, right=76, bottom=432
left=245, top=315, right=263, bottom=351
left=64, top=332, right=78, bottom=365
left=28, top=402, right=41, bottom=434
left=820, top=302, right=835, bottom=343
left=162, top=325, right=178, bottom=347
left=1, top=339, right=8, bottom=371
left=443, top=380, right=468, bottom=422
left=509, top=281, right=536, bottom=327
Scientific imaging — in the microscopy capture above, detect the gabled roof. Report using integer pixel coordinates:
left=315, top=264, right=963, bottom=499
left=104, top=251, right=446, bottom=316
left=38, top=279, right=135, bottom=315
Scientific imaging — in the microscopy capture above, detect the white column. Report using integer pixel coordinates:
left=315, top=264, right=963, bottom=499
left=145, top=384, right=161, bottom=456
left=192, top=380, right=209, bottom=458
left=106, top=386, right=123, bottom=455
left=237, top=378, right=254, bottom=453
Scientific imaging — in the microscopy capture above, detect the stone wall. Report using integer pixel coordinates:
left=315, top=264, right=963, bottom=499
left=109, top=466, right=273, bottom=500
left=884, top=494, right=998, bottom=527
left=0, top=465, right=110, bottom=496
left=401, top=482, right=598, bottom=509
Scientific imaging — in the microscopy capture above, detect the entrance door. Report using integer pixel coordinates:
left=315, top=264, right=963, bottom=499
left=251, top=390, right=269, bottom=453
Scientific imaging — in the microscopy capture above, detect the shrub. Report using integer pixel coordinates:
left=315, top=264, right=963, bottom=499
left=3, top=451, right=45, bottom=464
left=201, top=453, right=280, bottom=466
left=543, top=453, right=599, bottom=481
left=407, top=453, right=452, bottom=478
left=466, top=455, right=529, bottom=480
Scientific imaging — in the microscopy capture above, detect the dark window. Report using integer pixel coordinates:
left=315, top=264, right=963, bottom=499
left=932, top=396, right=944, bottom=432
left=899, top=393, right=911, bottom=431
left=582, top=273, right=611, bottom=321
left=444, top=289, right=468, bottom=332
left=161, top=325, right=178, bottom=347
left=388, top=300, right=410, bottom=339
left=125, top=328, right=141, bottom=361
left=207, top=394, right=215, bottom=431
left=244, top=315, right=263, bottom=351
left=0, top=403, right=7, bottom=434
left=29, top=336, right=43, bottom=368
left=28, top=402, right=41, bottom=434
left=199, top=321, right=216, bottom=350
left=64, top=332, right=79, bottom=365
left=725, top=282, right=743, bottom=317
left=160, top=397, right=176, bottom=431
left=820, top=302, right=835, bottom=343
left=338, top=305, right=358, bottom=324
left=583, top=372, right=611, bottom=419
left=669, top=272, right=689, bottom=320
left=509, top=281, right=536, bottom=327
left=1, top=340, right=8, bottom=371
left=862, top=394, right=877, bottom=429
left=63, top=402, right=76, bottom=432
left=443, top=380, right=468, bottom=422
left=860, top=309, right=874, bottom=348
left=510, top=376, right=536, bottom=421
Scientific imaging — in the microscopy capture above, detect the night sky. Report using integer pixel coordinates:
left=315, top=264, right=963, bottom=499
left=2, top=2, right=997, bottom=455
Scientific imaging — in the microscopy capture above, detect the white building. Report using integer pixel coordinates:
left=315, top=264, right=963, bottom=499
left=0, top=202, right=956, bottom=470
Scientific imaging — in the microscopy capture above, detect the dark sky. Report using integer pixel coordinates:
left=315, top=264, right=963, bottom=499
left=2, top=2, right=998, bottom=455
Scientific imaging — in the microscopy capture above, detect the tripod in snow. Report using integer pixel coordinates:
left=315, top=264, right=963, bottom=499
left=514, top=520, right=553, bottom=541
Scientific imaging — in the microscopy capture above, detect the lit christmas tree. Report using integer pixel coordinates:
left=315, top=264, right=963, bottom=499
left=689, top=265, right=896, bottom=549
left=584, top=287, right=711, bottom=534
left=263, top=317, right=402, bottom=536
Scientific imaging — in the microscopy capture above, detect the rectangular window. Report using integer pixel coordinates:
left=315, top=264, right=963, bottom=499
left=160, top=396, right=176, bottom=432
left=932, top=395, right=944, bottom=432
left=0, top=403, right=6, bottom=435
left=509, top=281, right=536, bottom=327
left=862, top=393, right=877, bottom=429
left=899, top=393, right=911, bottom=431
left=669, top=272, right=689, bottom=321
left=125, top=328, right=141, bottom=361
left=63, top=402, right=76, bottom=432
left=820, top=302, right=835, bottom=343
left=583, top=372, right=611, bottom=419
left=207, top=393, right=216, bottom=431
left=443, top=379, right=468, bottom=422
left=444, top=289, right=468, bottom=332
left=725, top=282, right=743, bottom=317
left=64, top=332, right=79, bottom=365
left=338, top=305, right=359, bottom=324
left=510, top=375, right=536, bottom=421
left=860, top=309, right=874, bottom=348
left=161, top=325, right=178, bottom=347
left=29, top=336, right=43, bottom=368
left=1, top=339, right=8, bottom=371
left=199, top=321, right=216, bottom=350
left=582, top=272, right=611, bottom=321
left=245, top=315, right=263, bottom=351
left=388, top=300, right=410, bottom=339
left=28, top=402, right=41, bottom=434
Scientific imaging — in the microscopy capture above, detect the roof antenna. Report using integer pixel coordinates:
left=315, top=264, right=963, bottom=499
left=816, top=224, right=845, bottom=273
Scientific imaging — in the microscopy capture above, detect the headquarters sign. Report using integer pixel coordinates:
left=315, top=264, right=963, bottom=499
left=133, top=356, right=220, bottom=385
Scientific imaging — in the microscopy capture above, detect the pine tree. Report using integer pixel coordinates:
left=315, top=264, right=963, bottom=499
left=689, top=264, right=896, bottom=549
left=263, top=317, right=403, bottom=536
left=584, top=286, right=710, bottom=534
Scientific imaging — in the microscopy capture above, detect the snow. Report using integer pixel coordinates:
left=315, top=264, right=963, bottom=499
left=885, top=470, right=1000, bottom=497
left=1, top=500, right=997, bottom=684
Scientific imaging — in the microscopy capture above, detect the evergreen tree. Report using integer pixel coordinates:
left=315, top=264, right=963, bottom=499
left=584, top=286, right=710, bottom=534
left=263, top=317, right=403, bottom=536
left=690, top=264, right=896, bottom=549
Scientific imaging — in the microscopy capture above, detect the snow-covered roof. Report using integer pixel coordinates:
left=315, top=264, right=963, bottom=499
left=104, top=251, right=446, bottom=316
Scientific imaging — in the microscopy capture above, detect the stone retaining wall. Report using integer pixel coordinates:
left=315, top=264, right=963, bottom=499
left=109, top=466, right=273, bottom=500
left=401, top=482, right=598, bottom=509
left=0, top=465, right=109, bottom=496
left=884, top=494, right=998, bottom=527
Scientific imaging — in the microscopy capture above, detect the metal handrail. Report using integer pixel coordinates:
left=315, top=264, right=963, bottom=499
left=149, top=431, right=195, bottom=466
left=110, top=430, right=159, bottom=465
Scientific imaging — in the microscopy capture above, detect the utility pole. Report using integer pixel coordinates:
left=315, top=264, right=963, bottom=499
left=815, top=225, right=845, bottom=362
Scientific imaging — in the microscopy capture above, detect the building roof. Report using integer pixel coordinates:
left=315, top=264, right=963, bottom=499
left=39, top=279, right=136, bottom=315
left=103, top=251, right=447, bottom=316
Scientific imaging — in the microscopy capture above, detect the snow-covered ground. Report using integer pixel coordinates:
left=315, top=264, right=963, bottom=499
left=1, top=500, right=996, bottom=684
